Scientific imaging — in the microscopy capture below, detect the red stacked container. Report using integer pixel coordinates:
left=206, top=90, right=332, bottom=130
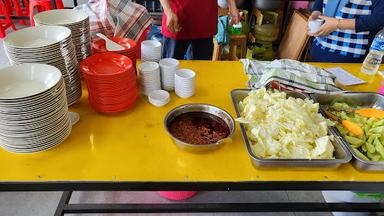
left=80, top=53, right=138, bottom=113
left=92, top=37, right=138, bottom=73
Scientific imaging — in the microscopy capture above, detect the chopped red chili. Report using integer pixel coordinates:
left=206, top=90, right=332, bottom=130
left=169, top=112, right=230, bottom=145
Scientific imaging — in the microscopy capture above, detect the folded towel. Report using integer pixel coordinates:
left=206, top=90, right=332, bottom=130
left=216, top=16, right=229, bottom=45
left=75, top=0, right=152, bottom=41
left=241, top=59, right=345, bottom=94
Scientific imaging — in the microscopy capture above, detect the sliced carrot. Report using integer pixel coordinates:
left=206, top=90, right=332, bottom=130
left=342, top=120, right=363, bottom=136
left=355, top=108, right=384, bottom=119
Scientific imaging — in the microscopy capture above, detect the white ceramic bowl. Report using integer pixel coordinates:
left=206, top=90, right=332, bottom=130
left=148, top=90, right=170, bottom=107
left=0, top=64, right=62, bottom=99
left=34, top=9, right=89, bottom=25
left=4, top=26, right=72, bottom=48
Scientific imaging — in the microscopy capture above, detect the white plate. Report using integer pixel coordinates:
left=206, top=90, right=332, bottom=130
left=4, top=26, right=71, bottom=48
left=34, top=9, right=89, bottom=26
left=0, top=64, right=62, bottom=100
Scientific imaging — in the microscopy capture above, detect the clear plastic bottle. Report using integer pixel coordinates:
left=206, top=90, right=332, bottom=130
left=360, top=28, right=384, bottom=81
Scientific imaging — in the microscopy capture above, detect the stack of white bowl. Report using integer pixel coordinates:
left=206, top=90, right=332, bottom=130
left=175, top=69, right=196, bottom=98
left=138, top=61, right=161, bottom=96
left=141, top=40, right=161, bottom=62
left=159, top=58, right=179, bottom=91
left=34, top=9, right=91, bottom=62
left=3, top=26, right=82, bottom=106
left=0, top=64, right=72, bottom=153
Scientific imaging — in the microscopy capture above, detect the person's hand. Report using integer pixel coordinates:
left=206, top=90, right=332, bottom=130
left=307, top=11, right=322, bottom=36
left=229, top=7, right=240, bottom=25
left=165, top=10, right=181, bottom=34
left=309, top=11, right=321, bottom=21
left=314, top=16, right=339, bottom=37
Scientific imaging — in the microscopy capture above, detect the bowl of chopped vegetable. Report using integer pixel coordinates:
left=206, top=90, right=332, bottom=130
left=231, top=88, right=351, bottom=169
left=311, top=92, right=384, bottom=171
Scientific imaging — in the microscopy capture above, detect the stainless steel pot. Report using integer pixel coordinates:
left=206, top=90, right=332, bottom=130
left=252, top=0, right=282, bottom=11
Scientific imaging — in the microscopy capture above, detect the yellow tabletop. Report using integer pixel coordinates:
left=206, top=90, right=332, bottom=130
left=0, top=61, right=383, bottom=183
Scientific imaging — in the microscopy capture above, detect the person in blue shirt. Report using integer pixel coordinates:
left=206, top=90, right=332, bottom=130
left=308, top=0, right=384, bottom=63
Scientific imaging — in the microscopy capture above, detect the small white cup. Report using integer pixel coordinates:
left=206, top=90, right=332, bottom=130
left=159, top=58, right=179, bottom=91
left=175, top=69, right=196, bottom=98
left=308, top=19, right=324, bottom=34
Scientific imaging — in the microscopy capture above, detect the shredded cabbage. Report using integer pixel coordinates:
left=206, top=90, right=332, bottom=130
left=238, top=88, right=334, bottom=159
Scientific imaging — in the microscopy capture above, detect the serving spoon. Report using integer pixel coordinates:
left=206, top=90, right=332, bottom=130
left=96, top=33, right=124, bottom=51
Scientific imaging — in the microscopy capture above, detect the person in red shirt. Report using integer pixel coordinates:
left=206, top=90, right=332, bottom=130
left=160, top=0, right=239, bottom=60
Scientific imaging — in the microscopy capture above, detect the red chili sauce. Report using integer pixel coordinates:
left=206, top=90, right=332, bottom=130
left=169, top=112, right=230, bottom=145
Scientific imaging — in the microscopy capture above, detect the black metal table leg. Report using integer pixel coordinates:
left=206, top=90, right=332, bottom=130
left=61, top=202, right=384, bottom=214
left=54, top=191, right=72, bottom=216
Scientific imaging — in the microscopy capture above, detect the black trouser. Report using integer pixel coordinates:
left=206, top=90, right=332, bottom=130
left=161, top=36, right=214, bottom=60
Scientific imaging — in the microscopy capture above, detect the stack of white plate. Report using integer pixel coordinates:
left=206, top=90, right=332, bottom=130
left=141, top=40, right=162, bottom=62
left=34, top=9, right=91, bottom=62
left=0, top=64, right=72, bottom=153
left=138, top=61, right=161, bottom=96
left=3, top=26, right=82, bottom=106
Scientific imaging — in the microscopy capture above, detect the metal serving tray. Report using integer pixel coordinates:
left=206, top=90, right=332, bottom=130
left=310, top=92, right=384, bottom=172
left=231, top=89, right=352, bottom=169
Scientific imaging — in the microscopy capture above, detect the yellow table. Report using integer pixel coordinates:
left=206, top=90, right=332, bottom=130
left=2, top=61, right=384, bottom=215
left=0, top=61, right=383, bottom=186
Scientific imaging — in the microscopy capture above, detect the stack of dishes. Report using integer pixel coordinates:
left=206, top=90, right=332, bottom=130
left=138, top=61, right=161, bottom=96
left=3, top=26, right=82, bottom=106
left=0, top=64, right=72, bottom=153
left=34, top=9, right=91, bottom=62
left=159, top=58, right=179, bottom=91
left=80, top=53, right=138, bottom=113
left=141, top=40, right=161, bottom=62
left=92, top=37, right=137, bottom=73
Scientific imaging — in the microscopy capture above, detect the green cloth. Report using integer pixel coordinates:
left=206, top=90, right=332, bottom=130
left=241, top=59, right=344, bottom=94
left=216, top=16, right=229, bottom=45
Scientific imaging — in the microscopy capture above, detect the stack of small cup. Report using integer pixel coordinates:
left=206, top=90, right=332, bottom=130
left=138, top=61, right=161, bottom=96
left=141, top=40, right=162, bottom=62
left=159, top=58, right=180, bottom=91
left=174, top=69, right=196, bottom=98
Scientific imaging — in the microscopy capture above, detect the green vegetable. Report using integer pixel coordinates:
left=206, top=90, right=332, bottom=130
left=353, top=147, right=370, bottom=160
left=375, top=142, right=384, bottom=158
left=345, top=136, right=364, bottom=147
left=331, top=103, right=384, bottom=162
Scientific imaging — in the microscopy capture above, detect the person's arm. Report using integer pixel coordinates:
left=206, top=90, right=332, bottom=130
left=355, top=0, right=384, bottom=32
left=227, top=0, right=239, bottom=25
left=314, top=17, right=355, bottom=36
left=314, top=0, right=384, bottom=36
left=159, top=0, right=181, bottom=33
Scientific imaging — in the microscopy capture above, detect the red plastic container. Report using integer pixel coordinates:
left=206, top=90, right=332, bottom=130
left=80, top=53, right=138, bottom=113
left=158, top=191, right=197, bottom=201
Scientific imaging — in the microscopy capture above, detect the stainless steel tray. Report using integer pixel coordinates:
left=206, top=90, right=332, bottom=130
left=231, top=89, right=352, bottom=169
left=310, top=92, right=384, bottom=172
